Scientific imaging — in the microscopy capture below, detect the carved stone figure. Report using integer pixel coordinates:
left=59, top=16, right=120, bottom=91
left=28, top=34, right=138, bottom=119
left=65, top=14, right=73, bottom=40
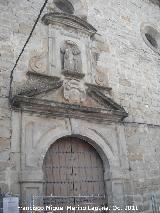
left=61, top=41, right=82, bottom=73
left=63, top=47, right=74, bottom=71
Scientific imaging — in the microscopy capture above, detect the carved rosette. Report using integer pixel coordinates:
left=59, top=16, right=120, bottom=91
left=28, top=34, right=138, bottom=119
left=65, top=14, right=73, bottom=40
left=95, top=70, right=106, bottom=86
left=63, top=79, right=86, bottom=103
left=29, top=54, right=47, bottom=74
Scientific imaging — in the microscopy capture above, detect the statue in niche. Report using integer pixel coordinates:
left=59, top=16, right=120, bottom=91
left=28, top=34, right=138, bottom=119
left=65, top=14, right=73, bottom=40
left=61, top=41, right=82, bottom=73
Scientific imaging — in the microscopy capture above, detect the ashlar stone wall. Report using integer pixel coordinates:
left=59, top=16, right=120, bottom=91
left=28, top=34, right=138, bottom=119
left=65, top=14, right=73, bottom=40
left=0, top=0, right=160, bottom=212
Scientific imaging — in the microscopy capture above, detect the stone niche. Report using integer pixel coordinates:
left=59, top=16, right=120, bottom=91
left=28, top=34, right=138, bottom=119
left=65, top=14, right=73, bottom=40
left=41, top=12, right=97, bottom=83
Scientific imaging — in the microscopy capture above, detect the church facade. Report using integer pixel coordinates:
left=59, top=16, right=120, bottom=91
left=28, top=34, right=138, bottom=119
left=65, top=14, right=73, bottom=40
left=0, top=0, right=160, bottom=212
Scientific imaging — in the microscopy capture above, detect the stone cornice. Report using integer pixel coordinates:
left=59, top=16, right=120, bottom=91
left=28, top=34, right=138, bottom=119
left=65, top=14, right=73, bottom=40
left=11, top=95, right=128, bottom=123
left=87, top=87, right=126, bottom=112
left=11, top=72, right=128, bottom=122
left=13, top=71, right=63, bottom=97
left=42, top=12, right=97, bottom=36
left=62, top=70, right=85, bottom=79
left=86, top=83, right=112, bottom=92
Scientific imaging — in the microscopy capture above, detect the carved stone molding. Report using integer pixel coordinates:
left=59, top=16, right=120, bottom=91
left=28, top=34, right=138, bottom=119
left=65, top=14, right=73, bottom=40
left=42, top=12, right=97, bottom=36
left=12, top=95, right=128, bottom=122
left=86, top=86, right=126, bottom=112
left=85, top=83, right=112, bottom=93
left=13, top=72, right=63, bottom=97
left=11, top=77, right=128, bottom=122
left=62, top=70, right=85, bottom=79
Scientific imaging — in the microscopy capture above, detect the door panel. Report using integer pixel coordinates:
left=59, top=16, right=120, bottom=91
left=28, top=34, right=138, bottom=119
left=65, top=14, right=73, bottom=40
left=43, top=137, right=106, bottom=212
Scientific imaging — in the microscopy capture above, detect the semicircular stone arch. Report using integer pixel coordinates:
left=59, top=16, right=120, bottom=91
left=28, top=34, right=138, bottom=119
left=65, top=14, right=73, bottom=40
left=42, top=136, right=107, bottom=208
left=37, top=127, right=117, bottom=172
left=35, top=125, right=118, bottom=207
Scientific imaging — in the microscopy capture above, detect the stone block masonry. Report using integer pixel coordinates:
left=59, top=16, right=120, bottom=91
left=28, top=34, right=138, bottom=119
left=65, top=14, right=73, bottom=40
left=0, top=0, right=160, bottom=212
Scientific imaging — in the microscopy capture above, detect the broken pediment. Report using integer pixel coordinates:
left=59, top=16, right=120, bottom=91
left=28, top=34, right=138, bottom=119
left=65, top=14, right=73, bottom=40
left=12, top=72, right=63, bottom=97
left=11, top=9, right=128, bottom=123
left=11, top=72, right=128, bottom=122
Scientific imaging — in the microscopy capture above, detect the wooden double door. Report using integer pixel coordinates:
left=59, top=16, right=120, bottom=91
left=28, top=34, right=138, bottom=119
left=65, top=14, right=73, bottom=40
left=43, top=137, right=106, bottom=212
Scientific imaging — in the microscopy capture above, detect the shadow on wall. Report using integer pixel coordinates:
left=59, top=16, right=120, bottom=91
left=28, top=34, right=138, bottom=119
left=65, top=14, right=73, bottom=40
left=149, top=0, right=160, bottom=7
left=53, top=0, right=88, bottom=19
